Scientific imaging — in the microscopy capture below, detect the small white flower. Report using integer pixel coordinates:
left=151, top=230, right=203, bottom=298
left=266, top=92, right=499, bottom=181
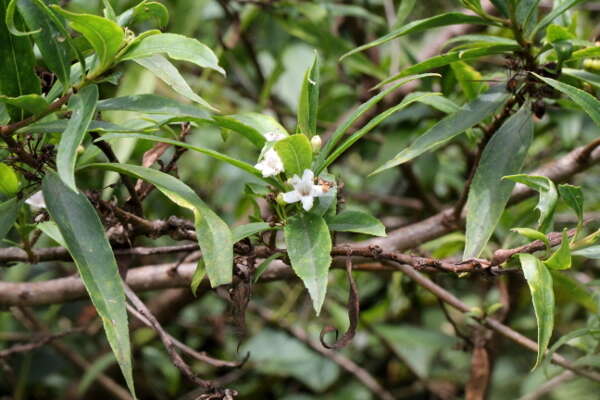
left=282, top=169, right=326, bottom=211
left=264, top=131, right=287, bottom=142
left=25, top=191, right=46, bottom=209
left=255, top=148, right=284, bottom=177
left=310, top=135, right=322, bottom=152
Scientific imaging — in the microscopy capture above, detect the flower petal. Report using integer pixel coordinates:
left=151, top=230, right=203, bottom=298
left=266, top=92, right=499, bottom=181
left=300, top=195, right=314, bottom=211
left=283, top=190, right=302, bottom=204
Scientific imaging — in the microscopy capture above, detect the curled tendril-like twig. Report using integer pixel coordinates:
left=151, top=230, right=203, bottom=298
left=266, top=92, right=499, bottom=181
left=320, top=248, right=360, bottom=350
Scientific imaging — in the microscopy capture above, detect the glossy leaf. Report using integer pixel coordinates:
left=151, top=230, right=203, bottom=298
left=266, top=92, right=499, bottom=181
left=511, top=227, right=550, bottom=250
left=0, top=163, right=20, bottom=196
left=297, top=53, right=319, bottom=136
left=284, top=213, right=332, bottom=315
left=213, top=112, right=288, bottom=148
left=450, top=60, right=486, bottom=100
left=42, top=172, right=135, bottom=397
left=518, top=253, right=554, bottom=370
left=37, top=220, right=66, bottom=246
left=119, top=33, right=224, bottom=75
left=51, top=6, right=124, bottom=77
left=464, top=104, right=533, bottom=258
left=232, top=222, right=273, bottom=242
left=503, top=174, right=557, bottom=232
left=134, top=55, right=216, bottom=111
left=558, top=184, right=584, bottom=227
left=544, top=230, right=571, bottom=270
left=96, top=94, right=209, bottom=121
left=341, top=12, right=494, bottom=60
left=57, top=85, right=98, bottom=191
left=326, top=210, right=386, bottom=237
left=0, top=197, right=19, bottom=242
left=274, top=134, right=313, bottom=177
left=0, top=94, right=48, bottom=115
left=117, top=1, right=169, bottom=28
left=86, top=163, right=233, bottom=287
left=373, top=85, right=508, bottom=174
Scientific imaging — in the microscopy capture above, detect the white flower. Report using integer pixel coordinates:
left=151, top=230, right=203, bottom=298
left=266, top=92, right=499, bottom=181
left=255, top=148, right=284, bottom=177
left=25, top=191, right=46, bottom=209
left=282, top=169, right=326, bottom=211
left=264, top=131, right=287, bottom=142
left=310, top=135, right=322, bottom=152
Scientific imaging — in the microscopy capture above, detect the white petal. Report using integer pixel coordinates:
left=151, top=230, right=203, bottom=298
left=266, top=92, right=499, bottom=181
left=289, top=174, right=302, bottom=186
left=25, top=191, right=46, bottom=209
left=282, top=190, right=302, bottom=204
left=301, top=169, right=314, bottom=183
left=300, top=195, right=314, bottom=211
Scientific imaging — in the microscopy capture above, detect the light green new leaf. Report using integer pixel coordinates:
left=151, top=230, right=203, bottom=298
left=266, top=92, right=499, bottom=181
left=57, top=84, right=98, bottom=192
left=518, top=253, right=554, bottom=370
left=450, top=60, right=486, bottom=100
left=0, top=0, right=41, bottom=121
left=0, top=93, right=48, bottom=115
left=232, top=222, right=273, bottom=242
left=134, top=55, right=216, bottom=111
left=530, top=0, right=584, bottom=39
left=119, top=33, right=224, bottom=75
left=326, top=210, right=386, bottom=237
left=274, top=134, right=313, bottom=177
left=0, top=163, right=20, bottom=196
left=544, top=230, right=571, bottom=270
left=284, top=213, right=332, bottom=315
left=297, top=53, right=319, bottom=136
left=51, top=6, right=124, bottom=77
left=213, top=112, right=288, bottom=148
left=464, top=104, right=533, bottom=259
left=341, top=12, right=494, bottom=60
left=96, top=94, right=209, bottom=121
left=569, top=46, right=600, bottom=60
left=254, top=252, right=282, bottom=283
left=511, top=227, right=550, bottom=250
left=42, top=172, right=135, bottom=397
left=532, top=73, right=600, bottom=127
left=503, top=174, right=557, bottom=232
left=86, top=163, right=233, bottom=287
left=0, top=197, right=19, bottom=242
left=558, top=184, right=584, bottom=227
left=373, top=85, right=509, bottom=175
left=562, top=68, right=600, bottom=90
left=117, top=1, right=169, bottom=28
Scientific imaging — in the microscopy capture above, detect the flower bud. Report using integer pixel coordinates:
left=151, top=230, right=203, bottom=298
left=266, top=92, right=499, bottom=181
left=276, top=193, right=286, bottom=206
left=310, top=135, right=322, bottom=152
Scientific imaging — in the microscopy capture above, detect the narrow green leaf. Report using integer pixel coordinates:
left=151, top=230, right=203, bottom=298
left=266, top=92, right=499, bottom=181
left=134, top=55, right=216, bottom=111
left=6, top=0, right=40, bottom=35
left=119, top=33, right=224, bottom=75
left=232, top=222, right=273, bottom=242
left=503, top=174, right=557, bottom=232
left=85, top=163, right=233, bottom=287
left=340, top=12, right=494, bottom=60
left=254, top=252, right=282, bottom=283
left=213, top=112, right=288, bottom=148
left=558, top=184, right=584, bottom=227
left=530, top=0, right=584, bottom=39
left=117, top=1, right=169, bottom=28
left=414, top=92, right=460, bottom=113
left=518, top=253, right=554, bottom=370
left=274, top=134, right=313, bottom=177
left=0, top=163, right=20, bottom=196
left=464, top=104, right=533, bottom=258
left=96, top=94, right=209, bottom=121
left=326, top=91, right=440, bottom=173
left=0, top=197, right=19, bottom=242
left=511, top=227, right=550, bottom=250
left=515, top=0, right=540, bottom=35
left=51, top=6, right=124, bottom=77
left=562, top=68, right=600, bottom=89
left=0, top=93, right=48, bottom=115
left=551, top=270, right=598, bottom=313
left=0, top=0, right=41, bottom=121
left=25, top=119, right=146, bottom=134
left=190, top=259, right=205, bottom=296
left=326, top=210, right=386, bottom=237
left=573, top=245, right=600, bottom=259
left=37, top=220, right=66, bottom=246
left=297, top=53, right=319, bottom=136
left=42, top=172, right=135, bottom=397
left=57, top=84, right=98, bottom=192
left=544, top=229, right=571, bottom=270
left=569, top=46, right=600, bottom=60
left=284, top=213, right=332, bottom=315
left=372, top=85, right=508, bottom=175
left=450, top=60, right=486, bottom=100
left=532, top=73, right=600, bottom=127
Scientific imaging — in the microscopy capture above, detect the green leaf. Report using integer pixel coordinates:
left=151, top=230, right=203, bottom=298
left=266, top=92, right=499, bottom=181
left=85, top=163, right=233, bottom=287
left=450, top=61, right=486, bottom=100
left=190, top=259, right=205, bottom=296
left=372, top=85, right=508, bottom=174
left=544, top=229, right=572, bottom=270
left=213, top=112, right=288, bottom=148
left=518, top=253, right=554, bottom=370
left=51, top=6, right=124, bottom=77
left=297, top=53, right=319, bottom=136
left=530, top=0, right=584, bottom=39
left=96, top=94, right=209, bottom=121
left=119, top=33, right=224, bottom=75
left=15, top=0, right=72, bottom=87
left=42, top=172, right=135, bottom=397
left=325, top=91, right=440, bottom=172
left=511, top=227, right=550, bottom=250
left=284, top=213, right=332, bottom=315
left=326, top=210, right=386, bottom=237
left=0, top=163, right=20, bottom=196
left=274, top=134, right=313, bottom=177
left=502, top=174, right=557, bottom=232
left=570, top=46, right=600, bottom=60
left=545, top=24, right=576, bottom=43
left=134, top=55, right=216, bottom=111
left=558, top=184, right=584, bottom=227
left=340, top=12, right=494, bottom=60
left=573, top=245, right=600, bottom=259
left=254, top=252, right=282, bottom=283
left=25, top=119, right=145, bottom=134
left=117, top=1, right=169, bottom=28
left=0, top=197, right=19, bottom=242
left=414, top=92, right=460, bottom=113
left=532, top=73, right=600, bottom=127
left=37, top=220, right=66, bottom=246
left=464, top=104, right=533, bottom=259
left=0, top=0, right=41, bottom=121
left=232, top=222, right=273, bottom=242
left=551, top=270, right=598, bottom=313
left=515, top=0, right=540, bottom=35
left=96, top=133, right=269, bottom=183
left=57, top=85, right=98, bottom=192
left=6, top=0, right=40, bottom=36
left=0, top=93, right=48, bottom=115
left=562, top=68, right=600, bottom=90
